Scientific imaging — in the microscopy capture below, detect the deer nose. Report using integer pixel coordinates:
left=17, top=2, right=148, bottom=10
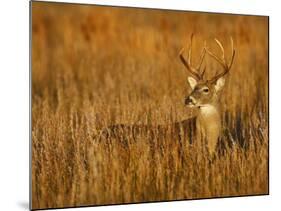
left=185, top=96, right=196, bottom=105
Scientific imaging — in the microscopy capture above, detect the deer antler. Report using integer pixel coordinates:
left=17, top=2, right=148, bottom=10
left=179, top=34, right=206, bottom=81
left=206, top=37, right=235, bottom=83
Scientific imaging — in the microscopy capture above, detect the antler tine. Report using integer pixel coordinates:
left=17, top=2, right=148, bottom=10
left=179, top=50, right=201, bottom=80
left=188, top=33, right=194, bottom=64
left=206, top=37, right=236, bottom=83
left=201, top=66, right=206, bottom=79
left=228, top=37, right=235, bottom=69
left=205, top=46, right=225, bottom=69
left=196, top=47, right=206, bottom=71
left=215, top=38, right=225, bottom=59
left=179, top=34, right=207, bottom=80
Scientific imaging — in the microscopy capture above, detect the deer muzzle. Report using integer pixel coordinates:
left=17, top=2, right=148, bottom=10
left=185, top=96, right=197, bottom=106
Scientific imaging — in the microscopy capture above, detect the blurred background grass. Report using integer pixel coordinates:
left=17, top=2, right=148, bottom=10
left=32, top=2, right=268, bottom=209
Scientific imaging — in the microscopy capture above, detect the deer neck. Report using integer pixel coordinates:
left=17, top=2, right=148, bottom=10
left=196, top=104, right=221, bottom=152
left=198, top=103, right=220, bottom=118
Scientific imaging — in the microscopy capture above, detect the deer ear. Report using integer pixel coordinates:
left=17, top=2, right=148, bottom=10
left=214, top=77, right=225, bottom=91
left=187, top=77, right=197, bottom=90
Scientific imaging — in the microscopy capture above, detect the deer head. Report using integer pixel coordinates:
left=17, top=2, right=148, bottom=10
left=179, top=34, right=235, bottom=108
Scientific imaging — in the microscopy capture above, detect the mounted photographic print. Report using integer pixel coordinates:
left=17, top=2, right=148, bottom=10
left=30, top=1, right=269, bottom=210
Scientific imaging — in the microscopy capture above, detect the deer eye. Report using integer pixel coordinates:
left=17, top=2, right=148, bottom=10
left=202, top=88, right=209, bottom=93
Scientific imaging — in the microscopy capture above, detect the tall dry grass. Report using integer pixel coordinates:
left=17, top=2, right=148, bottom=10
left=31, top=2, right=269, bottom=210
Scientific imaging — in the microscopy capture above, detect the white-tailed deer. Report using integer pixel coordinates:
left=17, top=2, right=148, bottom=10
left=95, top=34, right=235, bottom=155
left=179, top=34, right=235, bottom=154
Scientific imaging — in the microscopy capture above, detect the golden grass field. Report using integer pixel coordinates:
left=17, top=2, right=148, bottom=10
left=31, top=2, right=269, bottom=210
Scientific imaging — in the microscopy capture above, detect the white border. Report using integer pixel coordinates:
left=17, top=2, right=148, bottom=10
left=34, top=0, right=269, bottom=16
left=1, top=0, right=280, bottom=211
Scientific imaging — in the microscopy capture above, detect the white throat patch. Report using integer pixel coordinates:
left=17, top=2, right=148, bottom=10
left=199, top=104, right=218, bottom=117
